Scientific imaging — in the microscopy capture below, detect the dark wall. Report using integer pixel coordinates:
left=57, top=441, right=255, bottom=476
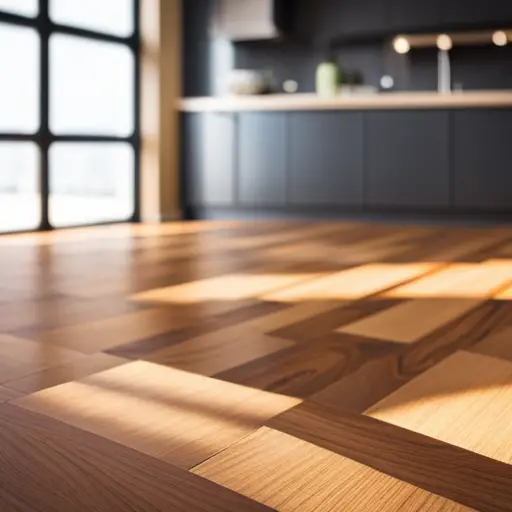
left=182, top=0, right=512, bottom=96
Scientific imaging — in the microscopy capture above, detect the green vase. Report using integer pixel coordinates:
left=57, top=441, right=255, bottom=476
left=316, top=61, right=340, bottom=97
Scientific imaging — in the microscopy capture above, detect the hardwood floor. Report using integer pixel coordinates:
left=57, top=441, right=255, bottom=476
left=1, top=220, right=511, bottom=511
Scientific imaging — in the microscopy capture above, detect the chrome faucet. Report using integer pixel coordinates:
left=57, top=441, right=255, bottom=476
left=438, top=49, right=451, bottom=94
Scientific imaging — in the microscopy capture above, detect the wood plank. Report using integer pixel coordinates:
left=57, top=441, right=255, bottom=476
left=23, top=308, right=197, bottom=354
left=149, top=328, right=295, bottom=376
left=4, top=353, right=129, bottom=394
left=0, top=334, right=82, bottom=384
left=268, top=401, right=512, bottom=512
left=339, top=298, right=481, bottom=343
left=263, top=263, right=437, bottom=302
left=0, top=297, right=142, bottom=334
left=386, top=260, right=512, bottom=299
left=106, top=300, right=291, bottom=359
left=0, top=404, right=271, bottom=512
left=216, top=333, right=392, bottom=398
left=130, top=273, right=322, bottom=304
left=366, top=351, right=512, bottom=464
left=312, top=300, right=510, bottom=412
left=0, top=386, right=24, bottom=404
left=193, top=426, right=470, bottom=511
left=271, top=299, right=398, bottom=343
left=470, top=326, right=512, bottom=362
left=15, top=361, right=300, bottom=469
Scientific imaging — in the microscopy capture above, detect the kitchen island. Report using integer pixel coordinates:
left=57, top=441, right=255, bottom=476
left=179, top=91, right=512, bottom=221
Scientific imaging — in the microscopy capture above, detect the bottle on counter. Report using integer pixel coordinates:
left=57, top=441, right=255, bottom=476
left=316, top=58, right=341, bottom=97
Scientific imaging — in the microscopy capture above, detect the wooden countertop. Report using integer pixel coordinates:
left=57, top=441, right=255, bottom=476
left=178, top=91, right=512, bottom=112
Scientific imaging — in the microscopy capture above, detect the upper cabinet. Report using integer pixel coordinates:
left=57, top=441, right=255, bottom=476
left=314, top=0, right=389, bottom=42
left=389, top=0, right=443, bottom=32
left=441, top=0, right=512, bottom=28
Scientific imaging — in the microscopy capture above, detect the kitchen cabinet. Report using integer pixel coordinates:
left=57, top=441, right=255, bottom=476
left=289, top=112, right=364, bottom=207
left=314, top=0, right=389, bottom=42
left=441, top=0, right=512, bottom=28
left=182, top=112, right=236, bottom=207
left=238, top=113, right=287, bottom=206
left=389, top=0, right=443, bottom=32
left=364, top=111, right=450, bottom=209
left=453, top=109, right=512, bottom=211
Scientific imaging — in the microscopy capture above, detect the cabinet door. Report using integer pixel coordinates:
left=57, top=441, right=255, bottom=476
left=390, top=0, right=442, bottom=31
left=289, top=112, right=364, bottom=207
left=453, top=109, right=512, bottom=211
left=315, top=0, right=388, bottom=41
left=181, top=113, right=203, bottom=206
left=181, top=112, right=236, bottom=207
left=364, top=111, right=450, bottom=209
left=200, top=113, right=236, bottom=206
left=238, top=113, right=287, bottom=207
left=441, top=0, right=512, bottom=27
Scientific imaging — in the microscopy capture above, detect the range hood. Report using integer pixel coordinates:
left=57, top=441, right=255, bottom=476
left=214, top=0, right=291, bottom=42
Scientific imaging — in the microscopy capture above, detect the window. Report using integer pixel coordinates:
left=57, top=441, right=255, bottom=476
left=0, top=1, right=139, bottom=233
left=0, top=0, right=38, bottom=18
left=49, top=0, right=133, bottom=37
left=50, top=34, right=134, bottom=136
left=49, top=143, right=134, bottom=227
left=0, top=143, right=40, bottom=232
left=0, top=23, right=39, bottom=133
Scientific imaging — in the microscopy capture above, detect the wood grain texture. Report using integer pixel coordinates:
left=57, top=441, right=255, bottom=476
left=15, top=361, right=300, bottom=469
left=130, top=273, right=320, bottom=304
left=216, top=333, right=393, bottom=398
left=0, top=386, right=24, bottom=404
left=25, top=308, right=196, bottom=354
left=0, top=334, right=82, bottom=384
left=386, top=260, right=512, bottom=299
left=0, top=404, right=271, bottom=512
left=339, top=298, right=481, bottom=343
left=268, top=401, right=512, bottom=512
left=313, top=300, right=511, bottom=412
left=1, top=221, right=512, bottom=510
left=149, top=328, right=294, bottom=376
left=263, top=263, right=437, bottom=302
left=470, top=326, right=512, bottom=362
left=193, top=426, right=470, bottom=511
left=271, top=299, right=398, bottom=343
left=367, top=351, right=512, bottom=464
left=4, top=353, right=129, bottom=394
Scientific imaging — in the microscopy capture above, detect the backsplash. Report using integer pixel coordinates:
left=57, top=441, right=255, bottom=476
left=183, top=0, right=512, bottom=96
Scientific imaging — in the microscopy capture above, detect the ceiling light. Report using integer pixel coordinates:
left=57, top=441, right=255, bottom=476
left=437, top=34, right=453, bottom=51
left=393, top=36, right=410, bottom=54
left=493, top=30, right=508, bottom=46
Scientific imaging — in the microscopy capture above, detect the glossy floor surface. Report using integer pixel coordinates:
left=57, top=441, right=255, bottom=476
left=1, top=220, right=512, bottom=511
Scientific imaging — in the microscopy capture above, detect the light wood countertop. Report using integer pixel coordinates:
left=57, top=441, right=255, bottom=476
left=178, top=91, right=512, bottom=112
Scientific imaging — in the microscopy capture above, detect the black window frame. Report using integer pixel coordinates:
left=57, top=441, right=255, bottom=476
left=0, top=0, right=140, bottom=232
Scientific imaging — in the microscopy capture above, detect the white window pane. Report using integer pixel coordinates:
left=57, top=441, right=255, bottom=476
left=0, top=0, right=38, bottom=17
left=50, top=34, right=134, bottom=136
left=49, top=143, right=134, bottom=227
left=50, top=0, right=133, bottom=37
left=0, top=24, right=39, bottom=133
left=0, top=143, right=40, bottom=232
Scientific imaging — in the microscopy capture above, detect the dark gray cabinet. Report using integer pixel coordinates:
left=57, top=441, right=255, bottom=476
left=315, top=0, right=389, bottom=42
left=289, top=112, right=364, bottom=207
left=389, top=0, right=442, bottom=31
left=238, top=113, right=287, bottom=206
left=364, top=111, right=450, bottom=209
left=441, top=0, right=512, bottom=27
left=453, top=109, right=512, bottom=211
left=182, top=112, right=236, bottom=207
